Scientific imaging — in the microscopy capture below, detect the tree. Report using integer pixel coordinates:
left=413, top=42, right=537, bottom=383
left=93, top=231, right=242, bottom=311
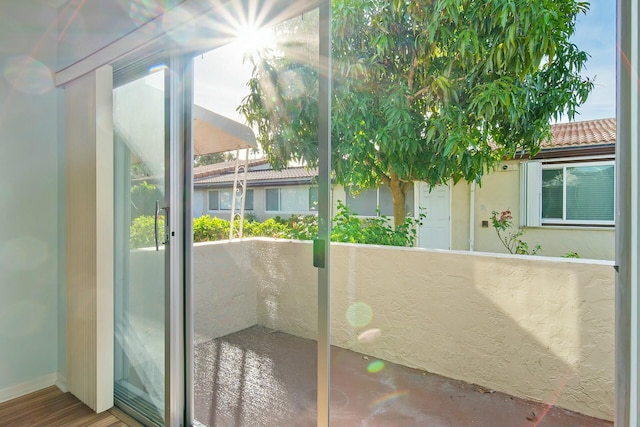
left=239, top=0, right=593, bottom=226
left=193, top=151, right=236, bottom=167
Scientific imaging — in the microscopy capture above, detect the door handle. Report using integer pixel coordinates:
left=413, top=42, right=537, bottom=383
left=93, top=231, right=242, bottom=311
left=155, top=200, right=169, bottom=251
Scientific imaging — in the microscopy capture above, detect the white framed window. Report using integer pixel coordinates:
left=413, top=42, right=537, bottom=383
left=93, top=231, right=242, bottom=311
left=265, top=186, right=317, bottom=212
left=521, top=160, right=615, bottom=226
left=346, top=184, right=414, bottom=217
left=208, top=189, right=253, bottom=211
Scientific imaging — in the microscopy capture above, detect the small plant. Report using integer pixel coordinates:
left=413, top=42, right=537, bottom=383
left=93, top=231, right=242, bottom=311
left=563, top=251, right=581, bottom=258
left=490, top=210, right=541, bottom=255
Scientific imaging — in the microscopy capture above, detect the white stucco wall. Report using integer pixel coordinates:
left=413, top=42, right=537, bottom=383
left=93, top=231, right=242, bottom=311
left=194, top=239, right=614, bottom=420
left=192, top=241, right=257, bottom=343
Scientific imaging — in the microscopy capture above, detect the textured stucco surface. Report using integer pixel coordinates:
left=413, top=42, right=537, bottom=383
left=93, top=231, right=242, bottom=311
left=196, top=239, right=614, bottom=420
left=193, top=241, right=257, bottom=343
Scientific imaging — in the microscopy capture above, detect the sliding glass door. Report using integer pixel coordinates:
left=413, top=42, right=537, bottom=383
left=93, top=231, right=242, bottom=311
left=113, top=53, right=189, bottom=427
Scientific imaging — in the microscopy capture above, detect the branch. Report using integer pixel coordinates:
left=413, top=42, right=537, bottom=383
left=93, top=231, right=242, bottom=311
left=407, top=86, right=430, bottom=103
left=407, top=54, right=417, bottom=92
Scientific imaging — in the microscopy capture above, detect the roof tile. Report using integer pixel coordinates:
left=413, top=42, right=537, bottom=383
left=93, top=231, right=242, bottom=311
left=195, top=166, right=317, bottom=185
left=545, top=118, right=616, bottom=148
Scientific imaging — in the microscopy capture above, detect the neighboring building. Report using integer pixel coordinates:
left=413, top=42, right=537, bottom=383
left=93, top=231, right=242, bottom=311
left=193, top=159, right=319, bottom=220
left=448, top=118, right=616, bottom=260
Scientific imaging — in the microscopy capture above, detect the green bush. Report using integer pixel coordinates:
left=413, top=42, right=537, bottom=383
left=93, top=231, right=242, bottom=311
left=130, top=215, right=164, bottom=249
left=331, top=201, right=422, bottom=247
left=131, top=206, right=423, bottom=248
left=193, top=215, right=230, bottom=242
left=244, top=218, right=290, bottom=238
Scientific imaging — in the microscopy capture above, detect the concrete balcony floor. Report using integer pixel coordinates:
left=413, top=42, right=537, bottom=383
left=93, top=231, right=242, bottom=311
left=194, top=326, right=612, bottom=427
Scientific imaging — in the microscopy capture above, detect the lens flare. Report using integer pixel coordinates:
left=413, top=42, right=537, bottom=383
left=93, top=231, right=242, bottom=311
left=369, top=390, right=410, bottom=410
left=3, top=55, right=54, bottom=95
left=358, top=328, right=382, bottom=343
left=128, top=0, right=172, bottom=28
left=367, top=360, right=385, bottom=374
left=0, top=237, right=49, bottom=272
left=346, top=302, right=373, bottom=328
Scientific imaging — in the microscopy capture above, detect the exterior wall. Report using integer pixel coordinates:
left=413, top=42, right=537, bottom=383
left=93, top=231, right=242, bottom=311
left=194, top=239, right=615, bottom=420
left=195, top=185, right=320, bottom=221
left=451, top=160, right=616, bottom=260
left=0, top=2, right=62, bottom=402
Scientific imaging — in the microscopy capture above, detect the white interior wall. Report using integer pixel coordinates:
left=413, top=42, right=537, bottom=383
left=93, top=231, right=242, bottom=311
left=0, top=2, right=61, bottom=402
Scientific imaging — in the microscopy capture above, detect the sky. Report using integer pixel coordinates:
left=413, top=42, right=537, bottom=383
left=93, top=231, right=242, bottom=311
left=567, top=0, right=616, bottom=122
left=192, top=0, right=617, bottom=126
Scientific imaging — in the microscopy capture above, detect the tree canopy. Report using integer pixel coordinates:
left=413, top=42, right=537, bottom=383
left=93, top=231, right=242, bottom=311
left=239, top=0, right=593, bottom=226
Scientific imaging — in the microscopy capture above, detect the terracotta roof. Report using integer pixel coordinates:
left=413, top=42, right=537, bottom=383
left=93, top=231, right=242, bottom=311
left=544, top=118, right=616, bottom=149
left=194, top=166, right=317, bottom=186
left=193, top=158, right=269, bottom=179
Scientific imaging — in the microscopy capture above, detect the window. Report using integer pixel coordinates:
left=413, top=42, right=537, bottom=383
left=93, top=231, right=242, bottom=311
left=266, top=186, right=316, bottom=212
left=208, top=189, right=253, bottom=211
left=521, top=160, right=615, bottom=226
left=346, top=185, right=414, bottom=217
left=308, top=187, right=319, bottom=211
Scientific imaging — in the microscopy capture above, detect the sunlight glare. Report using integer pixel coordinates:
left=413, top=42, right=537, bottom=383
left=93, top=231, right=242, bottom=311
left=235, top=24, right=275, bottom=55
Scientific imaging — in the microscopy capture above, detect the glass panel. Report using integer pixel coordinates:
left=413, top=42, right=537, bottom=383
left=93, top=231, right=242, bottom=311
left=280, top=187, right=307, bottom=212
left=566, top=165, right=615, bottom=221
left=266, top=188, right=279, bottom=211
left=346, top=188, right=377, bottom=216
left=191, top=6, right=319, bottom=427
left=208, top=190, right=219, bottom=210
left=244, top=189, right=254, bottom=210
left=542, top=168, right=564, bottom=220
left=379, top=184, right=414, bottom=217
left=113, top=68, right=166, bottom=426
left=219, top=189, right=232, bottom=210
left=309, top=186, right=318, bottom=211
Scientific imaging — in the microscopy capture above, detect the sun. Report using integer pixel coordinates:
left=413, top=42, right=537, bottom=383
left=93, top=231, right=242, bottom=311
left=235, top=24, right=275, bottom=55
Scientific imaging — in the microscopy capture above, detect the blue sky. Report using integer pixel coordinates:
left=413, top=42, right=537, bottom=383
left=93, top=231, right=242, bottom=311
left=569, top=0, right=616, bottom=121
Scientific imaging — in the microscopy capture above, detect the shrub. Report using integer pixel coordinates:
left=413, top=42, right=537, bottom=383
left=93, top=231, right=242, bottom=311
left=244, top=218, right=290, bottom=238
left=130, top=215, right=164, bottom=249
left=131, top=207, right=423, bottom=248
left=285, top=214, right=319, bottom=241
left=331, top=201, right=423, bottom=247
left=193, top=215, right=230, bottom=242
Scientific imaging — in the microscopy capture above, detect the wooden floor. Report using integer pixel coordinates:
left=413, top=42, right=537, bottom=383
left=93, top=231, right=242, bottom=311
left=0, top=386, right=134, bottom=427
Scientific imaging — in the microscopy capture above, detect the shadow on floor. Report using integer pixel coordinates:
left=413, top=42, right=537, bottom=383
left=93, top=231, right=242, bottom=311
left=194, top=326, right=612, bottom=427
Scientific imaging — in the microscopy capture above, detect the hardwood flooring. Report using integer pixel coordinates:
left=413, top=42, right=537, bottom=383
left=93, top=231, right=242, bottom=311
left=0, top=386, right=133, bottom=427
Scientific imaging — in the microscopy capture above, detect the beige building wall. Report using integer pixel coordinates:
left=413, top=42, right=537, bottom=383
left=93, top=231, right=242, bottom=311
left=451, top=160, right=615, bottom=260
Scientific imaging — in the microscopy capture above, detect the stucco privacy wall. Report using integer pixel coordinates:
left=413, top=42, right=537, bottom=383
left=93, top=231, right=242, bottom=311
left=192, top=242, right=257, bottom=343
left=194, top=239, right=614, bottom=420
left=450, top=159, right=616, bottom=260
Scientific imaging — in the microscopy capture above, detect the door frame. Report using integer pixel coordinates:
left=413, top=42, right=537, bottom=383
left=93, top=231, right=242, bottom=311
left=111, top=48, right=191, bottom=427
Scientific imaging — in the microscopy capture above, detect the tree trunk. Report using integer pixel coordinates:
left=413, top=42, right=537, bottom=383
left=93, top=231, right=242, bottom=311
left=388, top=176, right=407, bottom=228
